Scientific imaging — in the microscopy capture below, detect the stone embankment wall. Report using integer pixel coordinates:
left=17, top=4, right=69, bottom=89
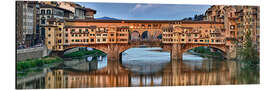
left=16, top=46, right=49, bottom=61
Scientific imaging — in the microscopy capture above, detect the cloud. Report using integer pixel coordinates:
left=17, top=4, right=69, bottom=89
left=132, top=4, right=154, bottom=11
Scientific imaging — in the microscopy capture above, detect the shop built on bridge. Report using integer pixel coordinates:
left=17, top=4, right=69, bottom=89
left=46, top=19, right=237, bottom=61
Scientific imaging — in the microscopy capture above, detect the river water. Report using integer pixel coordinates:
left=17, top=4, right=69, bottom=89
left=16, top=47, right=259, bottom=89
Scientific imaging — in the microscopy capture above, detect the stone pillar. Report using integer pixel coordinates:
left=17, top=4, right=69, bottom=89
left=170, top=44, right=183, bottom=60
left=106, top=44, right=122, bottom=61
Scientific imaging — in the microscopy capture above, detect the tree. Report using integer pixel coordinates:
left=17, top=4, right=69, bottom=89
left=236, top=29, right=259, bottom=65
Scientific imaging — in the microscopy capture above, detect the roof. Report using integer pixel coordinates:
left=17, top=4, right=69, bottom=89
left=40, top=4, right=73, bottom=13
left=65, top=19, right=224, bottom=24
left=85, top=8, right=96, bottom=14
left=64, top=26, right=97, bottom=29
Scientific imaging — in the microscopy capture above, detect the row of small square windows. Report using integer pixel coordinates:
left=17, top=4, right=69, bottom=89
left=48, top=38, right=128, bottom=44
left=163, top=39, right=223, bottom=42
left=47, top=33, right=128, bottom=37
left=47, top=28, right=129, bottom=32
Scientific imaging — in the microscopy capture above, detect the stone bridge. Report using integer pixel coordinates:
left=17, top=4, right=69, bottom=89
left=51, top=41, right=228, bottom=62
left=46, top=19, right=236, bottom=61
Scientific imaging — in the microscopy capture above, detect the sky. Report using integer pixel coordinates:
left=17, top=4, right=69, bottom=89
left=76, top=2, right=211, bottom=20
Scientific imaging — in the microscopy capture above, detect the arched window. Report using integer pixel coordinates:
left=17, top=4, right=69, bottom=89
left=47, top=10, right=51, bottom=15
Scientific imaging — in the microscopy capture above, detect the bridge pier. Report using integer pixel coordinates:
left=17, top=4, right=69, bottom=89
left=170, top=44, right=183, bottom=61
left=106, top=44, right=127, bottom=62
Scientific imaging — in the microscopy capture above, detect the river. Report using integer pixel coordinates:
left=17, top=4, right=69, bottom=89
left=16, top=47, right=259, bottom=89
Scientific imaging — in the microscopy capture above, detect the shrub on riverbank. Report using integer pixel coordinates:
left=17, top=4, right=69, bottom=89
left=63, top=50, right=106, bottom=58
left=16, top=56, right=63, bottom=71
left=191, top=47, right=224, bottom=58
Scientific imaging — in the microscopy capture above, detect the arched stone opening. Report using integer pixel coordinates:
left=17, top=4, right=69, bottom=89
left=182, top=45, right=227, bottom=58
left=141, top=31, right=149, bottom=40
left=131, top=31, right=141, bottom=41
left=157, top=34, right=162, bottom=40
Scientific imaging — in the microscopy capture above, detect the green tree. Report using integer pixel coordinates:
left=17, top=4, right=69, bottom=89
left=236, top=30, right=259, bottom=65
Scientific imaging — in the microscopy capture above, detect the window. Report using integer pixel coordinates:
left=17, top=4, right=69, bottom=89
left=48, top=28, right=51, bottom=31
left=47, top=10, right=51, bottom=14
left=181, top=39, right=185, bottom=41
left=103, top=34, right=107, bottom=36
left=71, top=29, right=75, bottom=32
left=59, top=28, right=62, bottom=31
left=48, top=41, right=51, bottom=44
left=97, top=39, right=100, bottom=42
left=142, top=24, right=145, bottom=27
left=47, top=16, right=50, bottom=19
left=48, top=34, right=51, bottom=37
left=65, top=34, right=68, bottom=37
left=194, top=39, right=198, bottom=42
left=85, top=29, right=88, bottom=32
left=79, top=29, right=82, bottom=33
left=65, top=40, right=68, bottom=43
left=90, top=39, right=94, bottom=42
left=41, top=10, right=45, bottom=14
left=41, top=17, right=45, bottom=24
left=103, top=38, right=106, bottom=41
left=72, top=39, right=74, bottom=42
left=200, top=40, right=204, bottom=42
left=230, top=25, right=235, bottom=30
left=111, top=34, right=114, bottom=36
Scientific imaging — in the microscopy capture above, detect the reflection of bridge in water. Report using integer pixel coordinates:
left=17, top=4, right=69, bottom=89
left=45, top=59, right=239, bottom=88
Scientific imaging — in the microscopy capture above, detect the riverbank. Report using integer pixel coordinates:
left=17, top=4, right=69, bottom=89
left=16, top=56, right=63, bottom=77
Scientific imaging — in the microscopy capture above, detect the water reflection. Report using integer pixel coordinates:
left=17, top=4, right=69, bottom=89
left=17, top=47, right=259, bottom=89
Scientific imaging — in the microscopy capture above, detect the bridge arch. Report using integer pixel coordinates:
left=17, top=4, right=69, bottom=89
left=157, top=34, right=162, bottom=40
left=141, top=31, right=149, bottom=40
left=182, top=44, right=227, bottom=56
left=130, top=31, right=141, bottom=41
left=62, top=44, right=113, bottom=54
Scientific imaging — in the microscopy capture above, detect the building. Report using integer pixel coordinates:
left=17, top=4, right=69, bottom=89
left=204, top=5, right=260, bottom=54
left=39, top=4, right=73, bottom=44
left=45, top=19, right=129, bottom=51
left=162, top=21, right=225, bottom=45
left=16, top=1, right=39, bottom=48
